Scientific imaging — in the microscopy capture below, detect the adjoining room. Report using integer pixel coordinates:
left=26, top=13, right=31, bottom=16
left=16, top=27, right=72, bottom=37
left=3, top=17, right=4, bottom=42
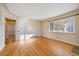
left=0, top=3, right=79, bottom=56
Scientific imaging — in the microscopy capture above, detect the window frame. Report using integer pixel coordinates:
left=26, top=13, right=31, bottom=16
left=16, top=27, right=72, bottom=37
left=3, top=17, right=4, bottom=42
left=49, top=17, right=75, bottom=33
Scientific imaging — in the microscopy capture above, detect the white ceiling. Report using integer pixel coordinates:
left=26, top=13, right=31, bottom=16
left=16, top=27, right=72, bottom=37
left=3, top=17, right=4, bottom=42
left=6, top=3, right=79, bottom=20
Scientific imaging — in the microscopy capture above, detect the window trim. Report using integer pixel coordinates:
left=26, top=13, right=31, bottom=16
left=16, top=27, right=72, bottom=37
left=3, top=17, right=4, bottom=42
left=49, top=17, right=75, bottom=33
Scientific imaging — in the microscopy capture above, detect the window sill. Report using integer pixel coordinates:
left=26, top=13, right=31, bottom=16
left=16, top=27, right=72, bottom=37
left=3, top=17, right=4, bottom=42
left=49, top=31, right=76, bottom=34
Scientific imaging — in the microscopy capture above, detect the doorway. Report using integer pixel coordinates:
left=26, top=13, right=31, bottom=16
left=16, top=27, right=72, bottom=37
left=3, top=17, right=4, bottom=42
left=5, top=17, right=16, bottom=45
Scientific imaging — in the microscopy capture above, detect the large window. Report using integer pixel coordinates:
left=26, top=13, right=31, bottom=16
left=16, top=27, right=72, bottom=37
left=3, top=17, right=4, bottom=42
left=49, top=17, right=75, bottom=33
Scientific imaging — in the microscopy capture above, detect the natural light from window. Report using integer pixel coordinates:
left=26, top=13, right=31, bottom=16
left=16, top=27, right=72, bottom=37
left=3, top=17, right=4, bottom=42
left=19, top=34, right=33, bottom=45
left=49, top=17, right=74, bottom=33
left=20, top=34, right=33, bottom=40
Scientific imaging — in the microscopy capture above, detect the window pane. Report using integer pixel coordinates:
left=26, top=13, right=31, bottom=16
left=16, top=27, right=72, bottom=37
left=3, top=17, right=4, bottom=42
left=49, top=17, right=74, bottom=33
left=53, top=19, right=64, bottom=32
left=64, top=17, right=73, bottom=32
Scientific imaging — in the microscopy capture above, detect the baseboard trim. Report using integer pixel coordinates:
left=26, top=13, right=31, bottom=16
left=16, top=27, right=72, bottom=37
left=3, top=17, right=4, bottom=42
left=31, top=36, right=43, bottom=38
left=43, top=36, right=79, bottom=47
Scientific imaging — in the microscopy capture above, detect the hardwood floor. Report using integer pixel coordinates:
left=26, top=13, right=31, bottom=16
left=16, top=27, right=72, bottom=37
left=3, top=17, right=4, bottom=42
left=0, top=37, right=79, bottom=56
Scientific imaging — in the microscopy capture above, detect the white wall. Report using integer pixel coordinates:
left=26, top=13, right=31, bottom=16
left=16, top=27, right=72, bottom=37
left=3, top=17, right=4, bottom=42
left=0, top=4, right=14, bottom=51
left=42, top=9, right=79, bottom=46
left=16, top=17, right=42, bottom=40
left=0, top=10, right=5, bottom=51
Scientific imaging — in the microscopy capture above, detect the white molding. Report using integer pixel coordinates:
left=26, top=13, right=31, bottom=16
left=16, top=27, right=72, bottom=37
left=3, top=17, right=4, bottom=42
left=0, top=44, right=5, bottom=51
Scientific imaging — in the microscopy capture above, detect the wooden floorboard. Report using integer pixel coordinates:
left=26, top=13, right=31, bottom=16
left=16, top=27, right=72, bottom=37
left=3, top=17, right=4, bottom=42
left=0, top=37, right=79, bottom=56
